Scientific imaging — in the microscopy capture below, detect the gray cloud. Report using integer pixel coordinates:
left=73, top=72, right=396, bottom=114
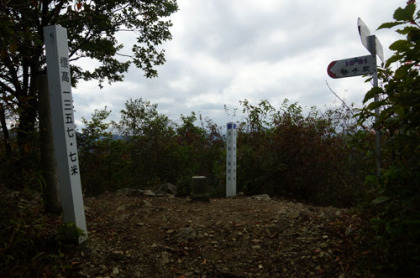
left=73, top=0, right=403, bottom=129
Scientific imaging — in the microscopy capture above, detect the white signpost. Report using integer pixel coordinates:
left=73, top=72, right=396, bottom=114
left=226, top=122, right=237, bottom=197
left=327, top=18, right=383, bottom=177
left=44, top=25, right=87, bottom=240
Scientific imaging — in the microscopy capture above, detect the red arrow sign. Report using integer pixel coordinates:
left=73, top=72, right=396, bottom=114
left=327, top=55, right=375, bottom=79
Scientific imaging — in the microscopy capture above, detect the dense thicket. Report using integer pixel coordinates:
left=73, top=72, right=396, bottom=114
left=74, top=98, right=373, bottom=207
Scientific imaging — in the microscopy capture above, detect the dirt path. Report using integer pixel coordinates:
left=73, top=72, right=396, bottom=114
left=69, top=190, right=371, bottom=277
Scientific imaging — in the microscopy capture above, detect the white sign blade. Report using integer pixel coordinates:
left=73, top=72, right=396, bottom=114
left=327, top=55, right=375, bottom=79
left=358, top=17, right=371, bottom=51
left=358, top=18, right=384, bottom=62
left=44, top=25, right=87, bottom=240
left=375, top=36, right=384, bottom=62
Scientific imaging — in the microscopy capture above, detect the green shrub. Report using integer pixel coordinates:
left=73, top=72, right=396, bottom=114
left=236, top=99, right=373, bottom=206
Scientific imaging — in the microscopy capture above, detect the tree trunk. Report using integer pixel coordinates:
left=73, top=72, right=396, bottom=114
left=0, top=102, right=12, bottom=158
left=37, top=74, right=61, bottom=215
left=16, top=94, right=37, bottom=158
left=13, top=86, right=39, bottom=191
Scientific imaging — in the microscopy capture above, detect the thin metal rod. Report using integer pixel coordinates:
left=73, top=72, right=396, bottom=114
left=368, top=35, right=381, bottom=177
left=373, top=70, right=381, bottom=177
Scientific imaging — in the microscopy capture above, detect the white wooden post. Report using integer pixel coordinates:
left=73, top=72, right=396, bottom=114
left=226, top=122, right=237, bottom=197
left=44, top=25, right=87, bottom=241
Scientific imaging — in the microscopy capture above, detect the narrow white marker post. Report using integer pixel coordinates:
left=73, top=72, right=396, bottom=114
left=226, top=122, right=237, bottom=197
left=44, top=25, right=87, bottom=241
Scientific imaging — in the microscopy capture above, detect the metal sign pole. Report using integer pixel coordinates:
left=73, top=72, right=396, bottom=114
left=368, top=35, right=381, bottom=177
left=328, top=18, right=383, bottom=178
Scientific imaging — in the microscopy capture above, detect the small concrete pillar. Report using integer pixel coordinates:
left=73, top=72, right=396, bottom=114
left=191, top=176, right=209, bottom=202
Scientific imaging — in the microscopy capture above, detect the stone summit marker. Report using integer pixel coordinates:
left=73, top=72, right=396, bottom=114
left=44, top=25, right=87, bottom=241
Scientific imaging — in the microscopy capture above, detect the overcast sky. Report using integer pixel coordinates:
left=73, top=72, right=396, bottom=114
left=72, top=0, right=403, bottom=129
